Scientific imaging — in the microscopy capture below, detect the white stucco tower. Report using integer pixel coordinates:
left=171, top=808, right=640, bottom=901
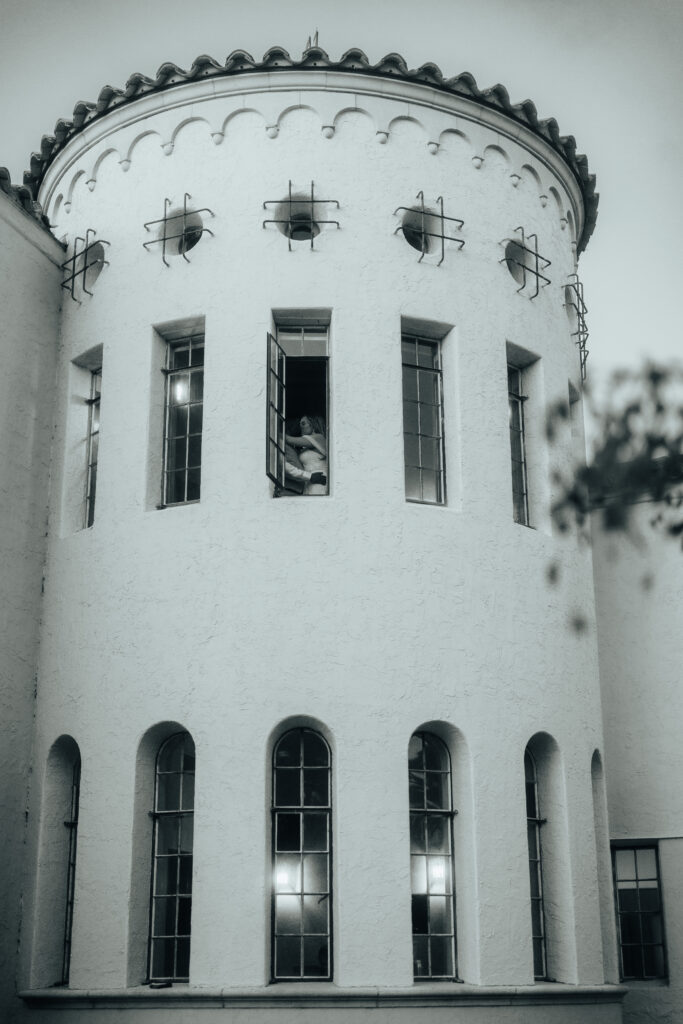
left=3, top=45, right=627, bottom=1024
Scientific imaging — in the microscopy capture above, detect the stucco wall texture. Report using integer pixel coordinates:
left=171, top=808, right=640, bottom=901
left=7, top=72, right=624, bottom=1022
left=0, top=193, right=63, bottom=1020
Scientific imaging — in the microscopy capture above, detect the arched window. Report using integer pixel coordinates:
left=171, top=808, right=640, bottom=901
left=31, top=736, right=81, bottom=989
left=148, top=732, right=195, bottom=982
left=408, top=731, right=456, bottom=979
left=272, top=728, right=331, bottom=980
left=61, top=755, right=81, bottom=984
left=525, top=748, right=547, bottom=979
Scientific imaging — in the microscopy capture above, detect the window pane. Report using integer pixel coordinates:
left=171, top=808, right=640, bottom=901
left=276, top=895, right=301, bottom=934
left=276, top=733, right=301, bottom=767
left=621, top=944, right=641, bottom=978
left=151, top=937, right=174, bottom=979
left=643, top=945, right=665, bottom=978
left=157, top=774, right=181, bottom=811
left=303, top=894, right=328, bottom=934
left=430, top=936, right=453, bottom=977
left=417, top=342, right=436, bottom=368
left=427, top=815, right=450, bottom=854
left=190, top=371, right=203, bottom=402
left=304, top=936, right=328, bottom=977
left=426, top=772, right=449, bottom=810
left=429, top=896, right=452, bottom=935
left=175, top=938, right=190, bottom=978
left=408, top=735, right=423, bottom=769
left=409, top=771, right=424, bottom=809
left=402, top=339, right=417, bottom=363
left=157, top=816, right=179, bottom=854
left=427, top=856, right=450, bottom=895
left=404, top=465, right=421, bottom=501
left=179, top=814, right=193, bottom=849
left=636, top=848, right=657, bottom=879
left=641, top=914, right=663, bottom=944
left=412, top=895, right=428, bottom=933
left=186, top=468, right=201, bottom=501
left=417, top=372, right=439, bottom=406
left=276, top=813, right=301, bottom=852
left=187, top=436, right=202, bottom=468
left=155, top=857, right=178, bottom=895
left=275, top=855, right=301, bottom=893
left=403, top=367, right=418, bottom=401
left=403, top=401, right=419, bottom=435
left=177, top=896, right=192, bottom=934
left=303, top=854, right=328, bottom=893
left=153, top=896, right=177, bottom=936
left=410, top=814, right=426, bottom=853
left=413, top=935, right=429, bottom=977
left=275, top=768, right=300, bottom=806
left=189, top=404, right=203, bottom=434
left=411, top=856, right=427, bottom=894
left=618, top=885, right=638, bottom=913
left=421, top=470, right=439, bottom=504
left=178, top=855, right=193, bottom=893
left=404, top=433, right=420, bottom=467
left=172, top=347, right=190, bottom=369
left=639, top=881, right=660, bottom=912
left=303, top=813, right=327, bottom=851
left=303, top=732, right=328, bottom=766
left=276, top=936, right=301, bottom=977
left=303, top=768, right=328, bottom=806
left=180, top=773, right=195, bottom=811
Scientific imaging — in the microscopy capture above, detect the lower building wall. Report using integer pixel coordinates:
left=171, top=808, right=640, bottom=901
left=19, top=987, right=625, bottom=1024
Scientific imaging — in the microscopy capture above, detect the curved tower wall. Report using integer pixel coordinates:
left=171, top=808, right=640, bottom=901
left=21, top=68, right=617, bottom=1016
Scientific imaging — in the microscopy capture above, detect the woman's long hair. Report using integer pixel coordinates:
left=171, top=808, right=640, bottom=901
left=302, top=414, right=326, bottom=437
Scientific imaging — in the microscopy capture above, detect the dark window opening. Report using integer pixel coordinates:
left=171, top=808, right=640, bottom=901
left=267, top=328, right=329, bottom=496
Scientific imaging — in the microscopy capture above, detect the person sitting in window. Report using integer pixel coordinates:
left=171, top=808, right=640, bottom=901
left=286, top=415, right=328, bottom=495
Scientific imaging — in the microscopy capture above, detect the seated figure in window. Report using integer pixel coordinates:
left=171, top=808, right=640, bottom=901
left=267, top=326, right=329, bottom=496
left=286, top=415, right=327, bottom=495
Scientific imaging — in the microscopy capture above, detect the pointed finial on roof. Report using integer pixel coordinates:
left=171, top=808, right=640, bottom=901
left=305, top=30, right=319, bottom=49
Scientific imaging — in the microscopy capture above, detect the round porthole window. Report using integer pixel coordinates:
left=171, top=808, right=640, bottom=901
left=273, top=195, right=321, bottom=241
left=400, top=206, right=440, bottom=254
left=504, top=239, right=527, bottom=285
left=161, top=208, right=204, bottom=256
left=77, top=241, right=107, bottom=290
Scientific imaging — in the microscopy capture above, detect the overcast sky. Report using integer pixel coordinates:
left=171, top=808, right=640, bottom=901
left=1, top=0, right=681, bottom=383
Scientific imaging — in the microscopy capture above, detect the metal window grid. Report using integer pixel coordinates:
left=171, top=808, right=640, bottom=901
left=84, top=368, right=101, bottom=528
left=61, top=757, right=81, bottom=985
left=394, top=192, right=465, bottom=265
left=263, top=181, right=340, bottom=250
left=612, top=846, right=667, bottom=980
left=402, top=335, right=446, bottom=505
left=272, top=729, right=332, bottom=981
left=161, top=336, right=204, bottom=507
left=408, top=732, right=457, bottom=981
left=144, top=194, right=214, bottom=266
left=564, top=274, right=590, bottom=382
left=525, top=750, right=548, bottom=981
left=508, top=366, right=530, bottom=526
left=61, top=229, right=110, bottom=302
left=148, top=732, right=195, bottom=983
left=501, top=227, right=551, bottom=299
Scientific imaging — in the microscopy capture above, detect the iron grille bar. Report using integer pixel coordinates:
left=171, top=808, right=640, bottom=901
left=263, top=180, right=340, bottom=250
left=394, top=192, right=464, bottom=265
left=143, top=194, right=214, bottom=266
left=564, top=273, right=590, bottom=381
left=500, top=226, right=551, bottom=299
left=61, top=229, right=110, bottom=301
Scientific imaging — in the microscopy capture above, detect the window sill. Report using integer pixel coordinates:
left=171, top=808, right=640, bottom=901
left=20, top=982, right=627, bottom=1009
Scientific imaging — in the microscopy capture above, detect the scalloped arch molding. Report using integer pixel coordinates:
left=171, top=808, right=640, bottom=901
left=49, top=101, right=576, bottom=240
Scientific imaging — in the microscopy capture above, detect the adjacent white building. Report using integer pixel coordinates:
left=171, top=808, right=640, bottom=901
left=0, top=44, right=679, bottom=1024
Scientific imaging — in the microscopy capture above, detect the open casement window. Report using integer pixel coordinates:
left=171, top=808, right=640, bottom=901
left=266, top=325, right=329, bottom=497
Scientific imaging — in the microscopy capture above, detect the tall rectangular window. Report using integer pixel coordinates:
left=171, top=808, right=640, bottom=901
left=612, top=845, right=667, bottom=980
left=508, top=365, right=529, bottom=525
left=266, top=321, right=329, bottom=497
left=402, top=335, right=446, bottom=504
left=61, top=756, right=81, bottom=984
left=84, top=369, right=101, bottom=527
left=272, top=729, right=332, bottom=980
left=163, top=335, right=204, bottom=505
left=525, top=749, right=547, bottom=979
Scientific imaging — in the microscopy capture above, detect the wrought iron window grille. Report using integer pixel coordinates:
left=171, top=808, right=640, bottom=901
left=61, top=229, right=110, bottom=302
left=500, top=227, right=551, bottom=299
left=394, top=192, right=464, bottom=265
left=564, top=273, right=589, bottom=382
left=144, top=194, right=214, bottom=266
left=263, top=181, right=340, bottom=250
